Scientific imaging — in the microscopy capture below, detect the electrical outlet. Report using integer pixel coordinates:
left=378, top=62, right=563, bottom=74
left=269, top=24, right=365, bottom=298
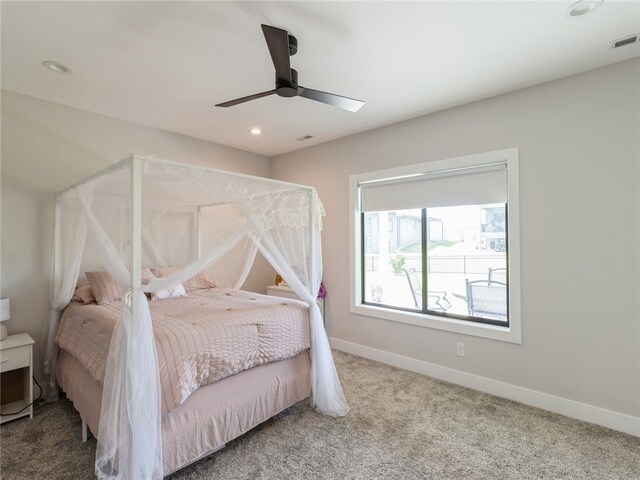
left=456, top=342, right=465, bottom=357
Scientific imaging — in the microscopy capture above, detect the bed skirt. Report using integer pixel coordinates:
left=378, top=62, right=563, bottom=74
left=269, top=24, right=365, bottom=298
left=56, top=349, right=311, bottom=475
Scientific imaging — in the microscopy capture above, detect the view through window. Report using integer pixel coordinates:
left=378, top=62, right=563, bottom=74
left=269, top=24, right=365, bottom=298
left=363, top=203, right=508, bottom=325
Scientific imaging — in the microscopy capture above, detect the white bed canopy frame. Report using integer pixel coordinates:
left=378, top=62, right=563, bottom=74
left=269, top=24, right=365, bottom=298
left=43, top=154, right=348, bottom=479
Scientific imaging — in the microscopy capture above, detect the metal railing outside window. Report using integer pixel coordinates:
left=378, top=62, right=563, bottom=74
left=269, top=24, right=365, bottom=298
left=364, top=254, right=506, bottom=274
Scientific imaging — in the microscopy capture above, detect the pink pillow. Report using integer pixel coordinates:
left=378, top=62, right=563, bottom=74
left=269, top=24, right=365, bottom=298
left=151, top=267, right=215, bottom=293
left=86, top=271, right=124, bottom=305
left=141, top=267, right=155, bottom=284
left=86, top=268, right=157, bottom=305
left=71, top=285, right=96, bottom=304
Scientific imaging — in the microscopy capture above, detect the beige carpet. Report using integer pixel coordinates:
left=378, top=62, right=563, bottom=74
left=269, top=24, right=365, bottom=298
left=1, top=351, right=638, bottom=479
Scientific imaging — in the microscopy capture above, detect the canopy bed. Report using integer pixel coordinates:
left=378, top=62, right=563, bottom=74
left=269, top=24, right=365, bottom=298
left=42, top=154, right=348, bottom=479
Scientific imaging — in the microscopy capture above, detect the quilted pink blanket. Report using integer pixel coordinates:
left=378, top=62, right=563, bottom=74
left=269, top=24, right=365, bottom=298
left=56, top=288, right=310, bottom=413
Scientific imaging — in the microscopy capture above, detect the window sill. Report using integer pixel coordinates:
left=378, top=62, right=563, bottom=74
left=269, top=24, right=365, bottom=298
left=350, top=303, right=521, bottom=344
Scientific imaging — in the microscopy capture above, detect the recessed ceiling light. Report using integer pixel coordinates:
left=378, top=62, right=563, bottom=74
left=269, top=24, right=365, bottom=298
left=250, top=128, right=262, bottom=135
left=42, top=61, right=73, bottom=74
left=565, top=0, right=603, bottom=18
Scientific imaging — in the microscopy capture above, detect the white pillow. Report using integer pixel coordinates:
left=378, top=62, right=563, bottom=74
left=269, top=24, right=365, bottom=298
left=150, top=283, right=187, bottom=301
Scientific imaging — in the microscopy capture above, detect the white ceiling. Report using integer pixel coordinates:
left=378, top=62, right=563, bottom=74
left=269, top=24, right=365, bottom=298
left=2, top=1, right=639, bottom=157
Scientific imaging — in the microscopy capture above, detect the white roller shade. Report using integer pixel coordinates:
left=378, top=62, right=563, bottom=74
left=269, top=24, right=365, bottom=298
left=360, top=164, right=507, bottom=212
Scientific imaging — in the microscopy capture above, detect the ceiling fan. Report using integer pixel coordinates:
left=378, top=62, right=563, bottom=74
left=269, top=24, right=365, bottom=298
left=215, top=24, right=364, bottom=112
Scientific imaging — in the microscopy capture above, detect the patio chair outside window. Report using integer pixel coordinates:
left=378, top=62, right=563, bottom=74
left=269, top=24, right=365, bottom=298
left=465, top=279, right=507, bottom=320
left=488, top=267, right=507, bottom=284
left=404, top=268, right=452, bottom=312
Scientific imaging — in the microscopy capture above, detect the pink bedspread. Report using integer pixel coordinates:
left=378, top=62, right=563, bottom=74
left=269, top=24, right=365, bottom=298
left=56, top=288, right=310, bottom=413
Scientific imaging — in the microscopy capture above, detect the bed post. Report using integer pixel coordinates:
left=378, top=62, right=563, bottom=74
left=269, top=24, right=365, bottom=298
left=50, top=197, right=62, bottom=393
left=308, top=189, right=317, bottom=294
left=53, top=198, right=62, bottom=305
left=196, top=206, right=202, bottom=260
left=131, top=155, right=142, bottom=303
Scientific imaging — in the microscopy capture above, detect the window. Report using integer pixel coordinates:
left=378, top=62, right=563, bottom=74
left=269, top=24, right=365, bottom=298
left=350, top=148, right=520, bottom=343
left=363, top=203, right=508, bottom=325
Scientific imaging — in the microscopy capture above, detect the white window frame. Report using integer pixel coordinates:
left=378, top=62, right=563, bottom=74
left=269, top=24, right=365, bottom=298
left=349, top=148, right=521, bottom=344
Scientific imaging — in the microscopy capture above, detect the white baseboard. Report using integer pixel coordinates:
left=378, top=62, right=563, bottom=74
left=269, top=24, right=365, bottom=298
left=330, top=337, right=640, bottom=437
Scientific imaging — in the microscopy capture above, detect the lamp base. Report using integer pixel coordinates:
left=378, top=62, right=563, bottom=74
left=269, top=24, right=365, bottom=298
left=0, top=324, right=7, bottom=341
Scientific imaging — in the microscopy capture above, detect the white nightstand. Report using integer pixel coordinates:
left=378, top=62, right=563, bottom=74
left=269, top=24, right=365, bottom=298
left=0, top=333, right=35, bottom=424
left=266, top=285, right=325, bottom=321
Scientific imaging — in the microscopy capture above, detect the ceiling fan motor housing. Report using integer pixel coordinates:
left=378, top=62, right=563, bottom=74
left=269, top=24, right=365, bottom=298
left=288, top=35, right=298, bottom=56
left=276, top=68, right=299, bottom=97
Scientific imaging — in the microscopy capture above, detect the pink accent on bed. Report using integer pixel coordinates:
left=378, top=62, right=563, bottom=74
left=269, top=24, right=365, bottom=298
left=151, top=266, right=215, bottom=292
left=85, top=271, right=124, bottom=305
left=56, top=349, right=311, bottom=475
left=85, top=268, right=155, bottom=305
left=71, top=285, right=96, bottom=304
left=141, top=266, right=155, bottom=284
left=56, top=288, right=310, bottom=413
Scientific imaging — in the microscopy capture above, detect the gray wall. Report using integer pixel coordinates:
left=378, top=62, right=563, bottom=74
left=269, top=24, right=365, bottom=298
left=2, top=59, right=638, bottom=418
left=271, top=59, right=640, bottom=417
left=0, top=90, right=275, bottom=380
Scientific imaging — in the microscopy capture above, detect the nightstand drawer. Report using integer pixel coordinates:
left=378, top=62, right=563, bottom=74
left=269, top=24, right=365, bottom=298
left=0, top=345, right=30, bottom=373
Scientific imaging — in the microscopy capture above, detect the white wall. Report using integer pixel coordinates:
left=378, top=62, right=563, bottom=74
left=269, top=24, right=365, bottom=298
left=0, top=90, right=275, bottom=381
left=271, top=59, right=640, bottom=419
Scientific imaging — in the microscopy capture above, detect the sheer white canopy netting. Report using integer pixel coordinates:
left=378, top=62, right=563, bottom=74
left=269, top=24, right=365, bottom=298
left=42, top=155, right=348, bottom=479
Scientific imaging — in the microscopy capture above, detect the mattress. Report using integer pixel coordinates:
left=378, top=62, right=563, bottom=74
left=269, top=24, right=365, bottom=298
left=56, top=348, right=311, bottom=475
left=56, top=288, right=310, bottom=412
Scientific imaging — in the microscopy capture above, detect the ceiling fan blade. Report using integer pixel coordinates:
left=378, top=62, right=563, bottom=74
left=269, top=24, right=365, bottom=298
left=215, top=90, right=276, bottom=108
left=298, top=87, right=365, bottom=112
left=261, top=24, right=292, bottom=82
